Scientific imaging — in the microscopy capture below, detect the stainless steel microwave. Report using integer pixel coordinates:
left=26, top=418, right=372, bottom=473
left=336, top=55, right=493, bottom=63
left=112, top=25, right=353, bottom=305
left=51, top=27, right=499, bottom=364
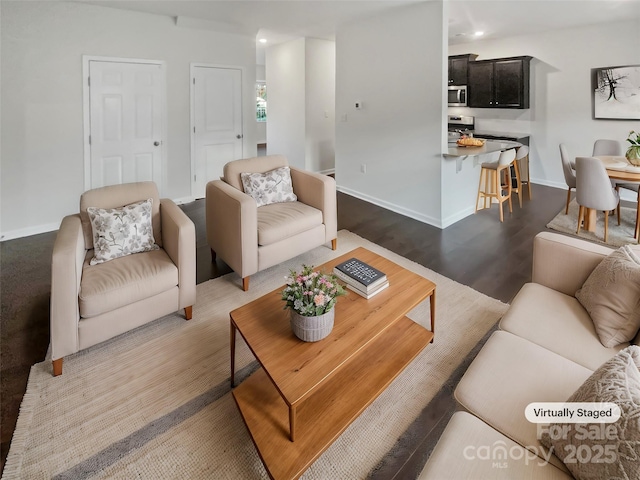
left=448, top=85, right=467, bottom=107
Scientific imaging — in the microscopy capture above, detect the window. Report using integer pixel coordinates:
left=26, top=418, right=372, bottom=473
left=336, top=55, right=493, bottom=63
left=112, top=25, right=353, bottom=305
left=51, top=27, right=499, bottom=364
left=256, top=82, right=267, bottom=122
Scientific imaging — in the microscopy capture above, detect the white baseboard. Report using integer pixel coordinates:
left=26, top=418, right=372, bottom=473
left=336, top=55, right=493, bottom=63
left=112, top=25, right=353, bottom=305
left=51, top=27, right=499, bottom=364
left=318, top=168, right=335, bottom=176
left=337, top=185, right=444, bottom=229
left=1, top=222, right=60, bottom=242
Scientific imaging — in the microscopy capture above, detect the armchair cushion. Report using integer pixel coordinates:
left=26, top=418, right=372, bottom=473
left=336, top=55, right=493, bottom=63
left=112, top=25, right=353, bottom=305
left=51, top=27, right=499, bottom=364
left=257, top=202, right=323, bottom=246
left=240, top=166, right=297, bottom=207
left=79, top=248, right=178, bottom=318
left=87, top=198, right=159, bottom=265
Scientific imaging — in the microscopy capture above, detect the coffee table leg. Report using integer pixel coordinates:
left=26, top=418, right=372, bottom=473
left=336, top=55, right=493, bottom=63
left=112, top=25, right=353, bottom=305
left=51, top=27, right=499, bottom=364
left=230, top=319, right=236, bottom=388
left=430, top=290, right=436, bottom=343
left=289, top=405, right=297, bottom=442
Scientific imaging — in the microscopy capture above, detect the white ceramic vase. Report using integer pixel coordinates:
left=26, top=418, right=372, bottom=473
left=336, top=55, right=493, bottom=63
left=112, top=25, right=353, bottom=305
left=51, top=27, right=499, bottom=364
left=290, top=308, right=335, bottom=342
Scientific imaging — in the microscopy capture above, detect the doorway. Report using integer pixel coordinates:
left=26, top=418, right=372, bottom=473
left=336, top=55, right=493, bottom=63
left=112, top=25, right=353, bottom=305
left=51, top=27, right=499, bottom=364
left=191, top=64, right=244, bottom=199
left=83, top=56, right=166, bottom=192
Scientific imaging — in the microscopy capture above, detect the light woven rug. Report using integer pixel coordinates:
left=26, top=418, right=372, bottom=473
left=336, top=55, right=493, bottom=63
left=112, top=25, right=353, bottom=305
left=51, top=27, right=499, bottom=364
left=547, top=199, right=638, bottom=247
left=3, top=230, right=508, bottom=480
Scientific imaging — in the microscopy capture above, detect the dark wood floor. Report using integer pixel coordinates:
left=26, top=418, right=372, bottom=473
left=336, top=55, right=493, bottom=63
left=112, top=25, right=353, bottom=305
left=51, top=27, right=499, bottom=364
left=0, top=183, right=568, bottom=475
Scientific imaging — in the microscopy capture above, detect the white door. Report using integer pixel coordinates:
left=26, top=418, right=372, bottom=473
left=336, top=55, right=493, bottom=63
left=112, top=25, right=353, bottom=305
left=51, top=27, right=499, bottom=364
left=192, top=66, right=243, bottom=198
left=88, top=60, right=164, bottom=190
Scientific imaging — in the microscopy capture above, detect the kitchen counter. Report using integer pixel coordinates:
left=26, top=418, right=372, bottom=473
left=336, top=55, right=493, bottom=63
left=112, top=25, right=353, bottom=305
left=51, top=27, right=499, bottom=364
left=472, top=130, right=530, bottom=145
left=444, top=140, right=521, bottom=158
left=443, top=140, right=522, bottom=173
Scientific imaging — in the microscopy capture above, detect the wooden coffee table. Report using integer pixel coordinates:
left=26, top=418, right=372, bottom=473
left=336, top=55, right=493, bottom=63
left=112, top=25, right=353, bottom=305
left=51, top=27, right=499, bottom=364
left=230, top=247, right=436, bottom=480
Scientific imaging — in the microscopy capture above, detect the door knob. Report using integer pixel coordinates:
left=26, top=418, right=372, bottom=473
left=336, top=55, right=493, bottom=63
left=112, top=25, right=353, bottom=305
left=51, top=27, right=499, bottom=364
left=153, top=141, right=160, bottom=146
left=236, top=134, right=243, bottom=139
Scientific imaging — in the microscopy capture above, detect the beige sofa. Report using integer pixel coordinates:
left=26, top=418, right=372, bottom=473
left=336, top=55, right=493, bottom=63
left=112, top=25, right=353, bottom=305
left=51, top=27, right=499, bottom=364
left=206, top=155, right=337, bottom=291
left=421, top=232, right=640, bottom=478
left=50, top=182, right=196, bottom=376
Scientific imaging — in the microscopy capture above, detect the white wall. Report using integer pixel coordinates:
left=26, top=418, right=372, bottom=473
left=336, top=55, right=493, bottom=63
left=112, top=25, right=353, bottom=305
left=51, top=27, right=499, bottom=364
left=305, top=39, right=336, bottom=173
left=265, top=38, right=336, bottom=172
left=1, top=1, right=257, bottom=239
left=335, top=1, right=447, bottom=226
left=265, top=39, right=306, bottom=169
left=449, top=19, right=639, bottom=197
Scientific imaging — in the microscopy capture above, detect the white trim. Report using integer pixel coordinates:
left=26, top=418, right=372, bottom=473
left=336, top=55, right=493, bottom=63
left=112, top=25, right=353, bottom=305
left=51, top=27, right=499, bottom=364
left=317, top=168, right=335, bottom=176
left=190, top=63, right=245, bottom=199
left=82, top=55, right=167, bottom=194
left=1, top=222, right=60, bottom=242
left=337, top=185, right=443, bottom=229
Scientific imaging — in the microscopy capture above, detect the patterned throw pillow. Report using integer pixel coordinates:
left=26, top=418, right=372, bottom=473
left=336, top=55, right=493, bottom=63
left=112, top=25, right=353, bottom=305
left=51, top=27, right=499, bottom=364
left=575, top=245, right=640, bottom=347
left=240, top=166, right=297, bottom=207
left=539, top=345, right=640, bottom=480
left=87, top=198, right=159, bottom=265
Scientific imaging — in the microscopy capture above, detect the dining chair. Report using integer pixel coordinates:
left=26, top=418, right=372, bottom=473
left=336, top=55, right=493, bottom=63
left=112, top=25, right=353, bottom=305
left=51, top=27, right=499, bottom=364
left=511, top=145, right=530, bottom=207
left=616, top=183, right=640, bottom=240
left=559, top=144, right=576, bottom=214
left=475, top=149, right=516, bottom=222
left=592, top=139, right=622, bottom=156
left=575, top=156, right=620, bottom=243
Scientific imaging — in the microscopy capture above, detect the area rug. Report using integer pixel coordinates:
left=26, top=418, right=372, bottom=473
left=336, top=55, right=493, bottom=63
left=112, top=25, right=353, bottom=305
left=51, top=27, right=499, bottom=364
left=2, top=230, right=508, bottom=480
left=547, top=199, right=638, bottom=247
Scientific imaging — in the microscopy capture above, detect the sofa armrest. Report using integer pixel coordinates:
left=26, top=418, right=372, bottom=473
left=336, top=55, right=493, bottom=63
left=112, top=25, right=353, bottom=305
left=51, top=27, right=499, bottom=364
left=289, top=167, right=337, bottom=242
left=532, top=232, right=614, bottom=296
left=160, top=199, right=196, bottom=309
left=50, top=214, right=85, bottom=360
left=206, top=180, right=258, bottom=278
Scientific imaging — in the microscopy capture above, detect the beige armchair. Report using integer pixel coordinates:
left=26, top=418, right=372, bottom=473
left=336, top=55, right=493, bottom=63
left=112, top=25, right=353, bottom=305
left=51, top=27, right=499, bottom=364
left=50, top=182, right=196, bottom=376
left=206, top=155, right=337, bottom=291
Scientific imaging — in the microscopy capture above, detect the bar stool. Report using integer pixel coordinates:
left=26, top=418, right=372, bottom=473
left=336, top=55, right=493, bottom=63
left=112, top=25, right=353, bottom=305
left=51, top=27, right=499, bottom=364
left=512, top=145, right=530, bottom=206
left=475, top=149, right=516, bottom=222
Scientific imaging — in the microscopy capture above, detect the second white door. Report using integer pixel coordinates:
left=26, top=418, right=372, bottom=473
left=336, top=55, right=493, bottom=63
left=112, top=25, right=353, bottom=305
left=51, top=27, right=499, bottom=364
left=192, top=66, right=243, bottom=198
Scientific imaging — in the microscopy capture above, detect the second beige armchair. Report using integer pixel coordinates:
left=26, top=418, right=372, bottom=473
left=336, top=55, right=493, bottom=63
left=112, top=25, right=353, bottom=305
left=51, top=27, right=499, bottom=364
left=206, top=155, right=337, bottom=291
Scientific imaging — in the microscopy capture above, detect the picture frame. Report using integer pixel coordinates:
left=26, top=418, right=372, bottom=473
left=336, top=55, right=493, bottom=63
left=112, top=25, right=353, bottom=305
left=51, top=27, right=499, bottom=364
left=592, top=65, right=640, bottom=120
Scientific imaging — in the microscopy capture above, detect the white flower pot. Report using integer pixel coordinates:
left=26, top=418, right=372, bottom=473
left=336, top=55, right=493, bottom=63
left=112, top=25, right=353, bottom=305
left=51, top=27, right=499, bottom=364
left=290, top=308, right=335, bottom=342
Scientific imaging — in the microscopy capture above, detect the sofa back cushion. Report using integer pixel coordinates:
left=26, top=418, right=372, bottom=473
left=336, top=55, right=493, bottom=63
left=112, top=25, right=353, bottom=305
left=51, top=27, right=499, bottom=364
left=223, top=155, right=288, bottom=191
left=80, top=182, right=161, bottom=249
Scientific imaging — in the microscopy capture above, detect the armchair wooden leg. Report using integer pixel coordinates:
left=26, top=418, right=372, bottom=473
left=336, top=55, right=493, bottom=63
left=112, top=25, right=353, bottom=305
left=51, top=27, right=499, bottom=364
left=331, top=238, right=337, bottom=250
left=52, top=358, right=63, bottom=377
left=211, top=248, right=216, bottom=262
left=565, top=188, right=572, bottom=214
left=184, top=306, right=193, bottom=320
left=242, top=277, right=250, bottom=291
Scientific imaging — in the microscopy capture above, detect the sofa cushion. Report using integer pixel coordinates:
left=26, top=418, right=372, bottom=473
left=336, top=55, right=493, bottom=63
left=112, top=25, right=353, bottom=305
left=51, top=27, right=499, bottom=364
left=539, top=346, right=640, bottom=480
left=223, top=155, right=288, bottom=191
left=257, top=202, right=323, bottom=246
left=575, top=245, right=640, bottom=348
left=455, top=331, right=593, bottom=471
left=419, top=411, right=573, bottom=480
left=241, top=166, right=297, bottom=207
left=500, top=283, right=629, bottom=371
left=79, top=249, right=178, bottom=318
left=87, top=198, right=159, bottom=265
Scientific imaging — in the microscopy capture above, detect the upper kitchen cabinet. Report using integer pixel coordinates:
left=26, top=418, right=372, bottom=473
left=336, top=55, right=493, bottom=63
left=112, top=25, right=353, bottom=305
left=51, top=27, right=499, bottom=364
left=448, top=54, right=477, bottom=86
left=468, top=56, right=532, bottom=109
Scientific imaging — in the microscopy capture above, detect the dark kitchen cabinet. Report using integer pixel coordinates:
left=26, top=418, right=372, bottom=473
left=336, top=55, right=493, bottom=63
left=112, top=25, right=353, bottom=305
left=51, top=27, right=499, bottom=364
left=468, top=56, right=532, bottom=108
left=448, top=54, right=477, bottom=85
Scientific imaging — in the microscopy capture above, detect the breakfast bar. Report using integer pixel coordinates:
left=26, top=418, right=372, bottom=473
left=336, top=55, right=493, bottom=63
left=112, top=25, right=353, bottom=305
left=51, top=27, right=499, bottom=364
left=443, top=139, right=522, bottom=173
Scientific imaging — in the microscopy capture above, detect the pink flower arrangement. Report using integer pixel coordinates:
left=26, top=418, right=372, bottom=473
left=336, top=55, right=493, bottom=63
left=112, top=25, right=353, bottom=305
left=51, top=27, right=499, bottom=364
left=282, top=265, right=346, bottom=316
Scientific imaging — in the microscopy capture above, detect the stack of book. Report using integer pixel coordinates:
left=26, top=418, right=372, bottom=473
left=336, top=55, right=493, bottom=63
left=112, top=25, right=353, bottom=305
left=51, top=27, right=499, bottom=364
left=333, top=258, right=389, bottom=299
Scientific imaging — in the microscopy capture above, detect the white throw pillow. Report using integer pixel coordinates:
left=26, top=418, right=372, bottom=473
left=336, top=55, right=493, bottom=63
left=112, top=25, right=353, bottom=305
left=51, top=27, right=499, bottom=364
left=87, top=198, right=159, bottom=265
left=240, top=166, right=297, bottom=207
left=539, top=345, right=640, bottom=480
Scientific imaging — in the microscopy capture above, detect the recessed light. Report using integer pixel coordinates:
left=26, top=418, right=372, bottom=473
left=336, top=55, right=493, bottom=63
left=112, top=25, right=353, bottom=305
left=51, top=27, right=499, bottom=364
left=474, top=31, right=484, bottom=37
left=259, top=38, right=267, bottom=44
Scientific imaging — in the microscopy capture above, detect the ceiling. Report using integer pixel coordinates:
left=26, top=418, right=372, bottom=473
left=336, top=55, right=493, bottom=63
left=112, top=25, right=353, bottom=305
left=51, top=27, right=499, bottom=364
left=79, top=0, right=640, bottom=52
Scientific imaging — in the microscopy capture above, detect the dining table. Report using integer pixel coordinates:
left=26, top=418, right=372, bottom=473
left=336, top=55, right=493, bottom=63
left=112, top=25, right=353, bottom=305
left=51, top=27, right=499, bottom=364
left=582, top=156, right=640, bottom=238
